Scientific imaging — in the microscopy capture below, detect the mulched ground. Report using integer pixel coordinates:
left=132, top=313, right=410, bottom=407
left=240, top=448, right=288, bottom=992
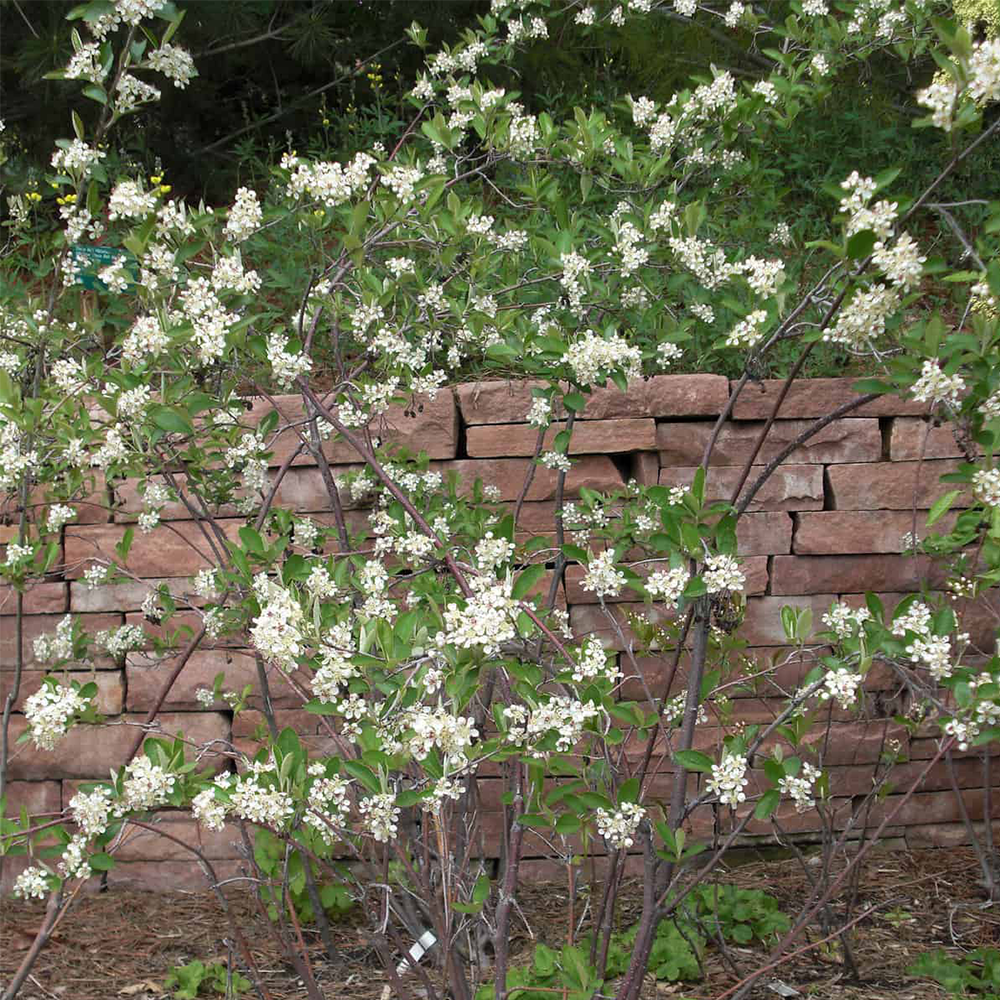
left=3, top=847, right=999, bottom=1000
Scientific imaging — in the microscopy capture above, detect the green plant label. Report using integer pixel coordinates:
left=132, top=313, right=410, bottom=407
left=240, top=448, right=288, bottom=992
left=69, top=244, right=138, bottom=293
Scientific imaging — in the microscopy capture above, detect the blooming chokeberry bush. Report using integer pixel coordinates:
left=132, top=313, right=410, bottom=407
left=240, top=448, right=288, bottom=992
left=1, top=3, right=1000, bottom=1000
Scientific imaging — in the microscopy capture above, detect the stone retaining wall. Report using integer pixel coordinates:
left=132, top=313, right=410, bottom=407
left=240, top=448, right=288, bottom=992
left=3, top=375, right=998, bottom=890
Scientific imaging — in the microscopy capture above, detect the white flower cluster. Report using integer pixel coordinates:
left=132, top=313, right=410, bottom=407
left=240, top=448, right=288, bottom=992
left=779, top=762, right=821, bottom=813
left=194, top=568, right=218, bottom=599
left=96, top=624, right=146, bottom=657
left=752, top=80, right=779, bottom=104
left=51, top=357, right=88, bottom=394
left=703, top=554, right=745, bottom=594
left=572, top=636, right=620, bottom=684
left=400, top=707, right=478, bottom=764
left=662, top=693, right=708, bottom=727
left=381, top=164, right=423, bottom=202
left=115, top=73, right=161, bottom=113
left=108, top=180, right=157, bottom=220
left=631, top=95, right=657, bottom=126
left=980, top=389, right=1000, bottom=421
left=973, top=468, right=1000, bottom=507
left=51, top=140, right=105, bottom=176
left=821, top=601, right=871, bottom=639
left=910, top=359, right=966, bottom=410
left=917, top=73, right=958, bottom=130
left=23, top=681, right=90, bottom=750
left=476, top=531, right=515, bottom=572
left=741, top=257, right=784, bottom=297
left=770, top=221, right=792, bottom=246
left=123, top=315, right=170, bottom=365
left=595, top=802, right=645, bottom=848
left=645, top=565, right=690, bottom=604
left=70, top=786, right=113, bottom=838
left=46, top=504, right=75, bottom=533
left=564, top=328, right=642, bottom=386
left=250, top=574, right=305, bottom=671
left=224, top=430, right=268, bottom=495
left=906, top=633, right=954, bottom=682
left=282, top=150, right=376, bottom=207
left=12, top=866, right=49, bottom=900
left=0, top=421, right=38, bottom=491
left=192, top=787, right=227, bottom=831
left=669, top=236, right=737, bottom=290
left=725, top=310, right=768, bottom=350
left=359, top=792, right=400, bottom=842
left=146, top=43, right=196, bottom=88
left=872, top=232, right=925, bottom=290
left=839, top=171, right=898, bottom=239
left=689, top=71, right=738, bottom=119
left=33, top=614, right=75, bottom=663
left=581, top=550, right=626, bottom=598
left=212, top=254, right=260, bottom=295
left=116, top=756, right=176, bottom=813
left=541, top=450, right=572, bottom=473
left=266, top=332, right=312, bottom=388
left=824, top=283, right=900, bottom=349
left=180, top=276, right=241, bottom=365
left=658, top=341, right=683, bottom=366
left=229, top=773, right=294, bottom=829
left=504, top=697, right=601, bottom=754
left=441, top=577, right=518, bottom=656
left=60, top=835, right=92, bottom=881
left=306, top=769, right=350, bottom=843
left=4, top=542, right=32, bottom=568
left=224, top=187, right=262, bottom=243
left=615, top=221, right=649, bottom=278
left=65, top=43, right=106, bottom=83
left=892, top=601, right=932, bottom=637
left=708, top=752, right=749, bottom=809
left=527, top=397, right=552, bottom=427
left=818, top=667, right=861, bottom=709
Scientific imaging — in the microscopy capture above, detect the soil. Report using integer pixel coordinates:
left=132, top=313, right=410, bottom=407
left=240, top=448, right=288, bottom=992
left=3, top=847, right=999, bottom=1000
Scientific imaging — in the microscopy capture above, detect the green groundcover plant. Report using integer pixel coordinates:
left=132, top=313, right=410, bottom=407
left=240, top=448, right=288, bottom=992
left=1, top=3, right=1000, bottom=1000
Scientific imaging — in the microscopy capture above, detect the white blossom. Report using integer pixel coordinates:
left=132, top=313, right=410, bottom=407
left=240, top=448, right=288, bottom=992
left=224, top=187, right=262, bottom=243
left=910, top=359, right=965, bottom=410
left=13, top=866, right=49, bottom=900
left=708, top=753, right=748, bottom=808
left=595, top=802, right=645, bottom=848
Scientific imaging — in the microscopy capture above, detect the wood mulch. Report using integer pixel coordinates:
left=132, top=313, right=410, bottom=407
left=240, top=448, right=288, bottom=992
left=3, top=847, right=998, bottom=1000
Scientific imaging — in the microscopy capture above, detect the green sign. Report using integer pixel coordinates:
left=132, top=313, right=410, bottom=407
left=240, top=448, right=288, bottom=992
left=70, top=244, right=138, bottom=293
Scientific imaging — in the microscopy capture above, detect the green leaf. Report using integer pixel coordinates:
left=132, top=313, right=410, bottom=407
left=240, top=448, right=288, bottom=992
left=82, top=84, right=107, bottom=105
left=754, top=788, right=781, bottom=821
left=562, top=543, right=589, bottom=563
left=512, top=563, right=545, bottom=600
left=473, top=873, right=491, bottom=904
left=555, top=813, right=581, bottom=834
left=344, top=762, right=380, bottom=794
left=563, top=391, right=587, bottom=412
left=238, top=526, right=265, bottom=556
left=846, top=229, right=877, bottom=259
left=149, top=405, right=194, bottom=436
left=88, top=852, right=115, bottom=871
left=618, top=777, right=640, bottom=803
left=692, top=467, right=706, bottom=504
left=927, top=489, right=960, bottom=526
left=116, top=527, right=134, bottom=562
left=673, top=749, right=713, bottom=773
left=850, top=378, right=894, bottom=395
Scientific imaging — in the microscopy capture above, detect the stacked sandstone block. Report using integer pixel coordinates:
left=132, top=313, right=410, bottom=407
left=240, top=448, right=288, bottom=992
left=2, top=375, right=998, bottom=888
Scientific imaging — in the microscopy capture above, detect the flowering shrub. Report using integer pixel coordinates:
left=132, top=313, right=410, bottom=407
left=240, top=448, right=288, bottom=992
left=1, top=2, right=999, bottom=1000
